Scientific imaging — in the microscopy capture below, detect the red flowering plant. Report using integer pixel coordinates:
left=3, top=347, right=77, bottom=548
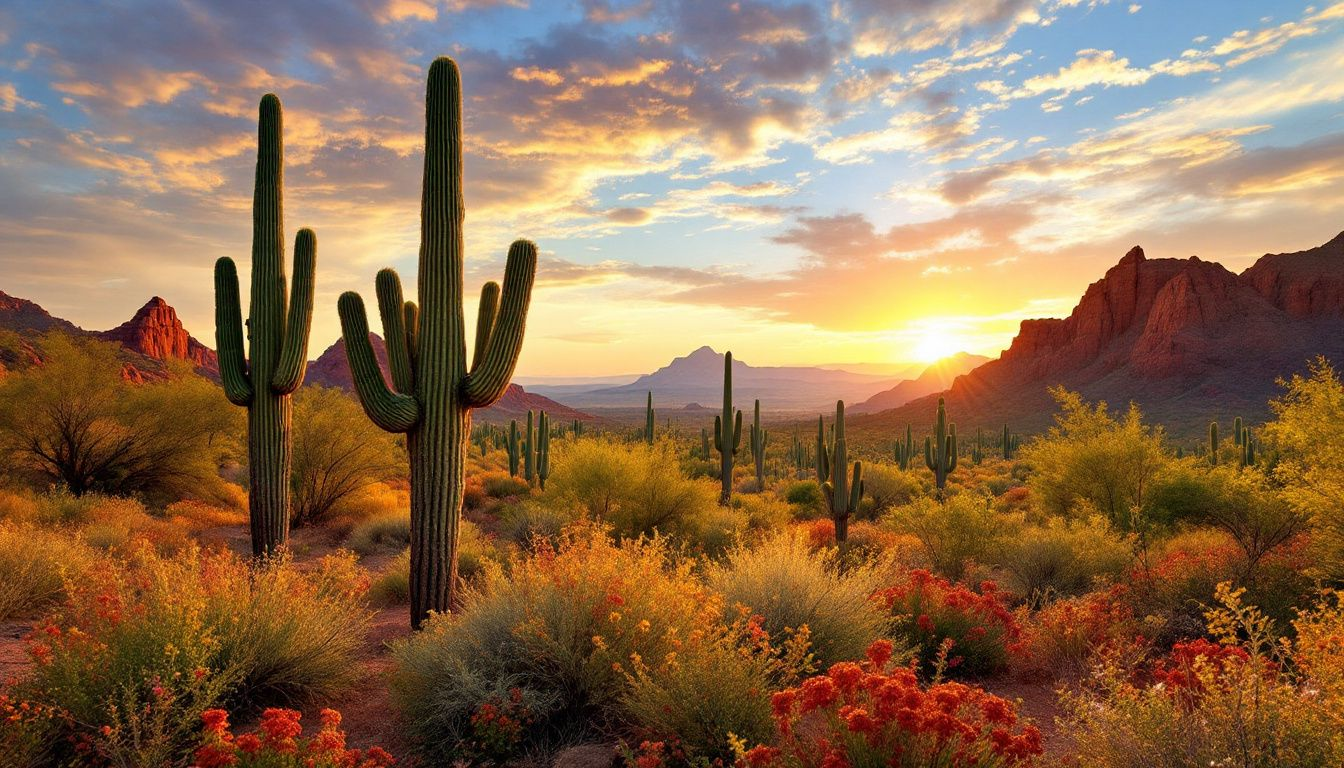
left=193, top=707, right=395, bottom=768
left=460, top=688, right=535, bottom=765
left=877, top=570, right=1021, bottom=678
left=740, top=640, right=1043, bottom=768
left=1009, top=586, right=1146, bottom=681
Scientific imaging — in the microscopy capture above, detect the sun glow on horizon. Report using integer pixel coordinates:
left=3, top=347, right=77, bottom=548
left=910, top=322, right=965, bottom=364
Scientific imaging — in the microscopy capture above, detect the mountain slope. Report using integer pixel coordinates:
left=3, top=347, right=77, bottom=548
left=532, top=346, right=901, bottom=409
left=853, top=233, right=1344, bottom=439
left=96, top=297, right=219, bottom=375
left=850, top=352, right=990, bottom=413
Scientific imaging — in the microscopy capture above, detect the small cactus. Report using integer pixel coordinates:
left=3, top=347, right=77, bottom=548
left=1239, top=425, right=1254, bottom=468
left=713, top=351, right=742, bottom=505
left=924, top=397, right=957, bottom=495
left=507, top=420, right=521, bottom=476
left=214, top=93, right=317, bottom=558
left=895, top=424, right=914, bottom=471
left=750, top=399, right=767, bottom=491
left=971, top=427, right=984, bottom=465
left=644, top=391, right=655, bottom=445
left=1209, top=421, right=1219, bottom=466
left=1001, top=424, right=1014, bottom=460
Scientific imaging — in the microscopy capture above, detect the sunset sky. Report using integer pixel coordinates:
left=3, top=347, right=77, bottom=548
left=2, top=1, right=1343, bottom=377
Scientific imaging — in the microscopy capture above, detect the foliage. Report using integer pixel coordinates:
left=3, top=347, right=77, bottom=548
left=390, top=524, right=715, bottom=760
left=859, top=463, right=922, bottom=519
left=1061, top=583, right=1344, bottom=767
left=882, top=495, right=1002, bottom=581
left=1022, top=387, right=1169, bottom=529
left=345, top=509, right=412, bottom=555
left=5, top=545, right=370, bottom=765
left=1009, top=586, right=1143, bottom=680
left=194, top=707, right=395, bottom=768
left=0, top=333, right=241, bottom=504
left=745, top=640, right=1043, bottom=768
left=290, top=386, right=403, bottom=527
left=992, top=515, right=1132, bottom=605
left=0, top=521, right=100, bottom=620
left=708, top=531, right=892, bottom=670
left=1263, top=357, right=1344, bottom=579
left=877, top=570, right=1021, bottom=678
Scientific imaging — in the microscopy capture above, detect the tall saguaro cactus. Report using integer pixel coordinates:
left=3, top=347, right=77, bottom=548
left=750, top=399, right=767, bottom=491
left=215, top=93, right=317, bottom=558
left=713, top=351, right=743, bottom=505
left=645, top=391, right=655, bottom=445
left=536, top=411, right=550, bottom=490
left=507, top=419, right=521, bottom=476
left=337, top=57, right=537, bottom=629
left=523, top=410, right=536, bottom=485
left=924, top=397, right=957, bottom=495
left=895, top=424, right=914, bottom=470
left=1209, top=421, right=1220, bottom=466
left=818, top=401, right=862, bottom=545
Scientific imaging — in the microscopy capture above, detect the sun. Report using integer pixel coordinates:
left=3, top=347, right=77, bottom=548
left=911, top=325, right=962, bottom=364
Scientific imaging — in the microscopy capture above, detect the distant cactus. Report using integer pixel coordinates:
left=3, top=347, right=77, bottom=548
left=214, top=93, right=317, bottom=558
left=644, top=391, right=655, bottom=445
left=1239, top=425, right=1254, bottom=468
left=713, top=351, right=743, bottom=505
left=523, top=410, right=536, bottom=485
left=895, top=424, right=914, bottom=470
left=1002, top=424, right=1015, bottom=460
left=698, top=427, right=711, bottom=461
left=337, top=58, right=536, bottom=628
left=818, top=401, right=862, bottom=545
left=507, top=419, right=521, bottom=476
left=971, top=427, right=984, bottom=465
left=1209, top=421, right=1219, bottom=466
left=1233, top=416, right=1243, bottom=446
left=924, top=397, right=957, bottom=494
left=536, top=411, right=550, bottom=490
left=572, top=418, right=583, bottom=438
left=749, top=399, right=768, bottom=491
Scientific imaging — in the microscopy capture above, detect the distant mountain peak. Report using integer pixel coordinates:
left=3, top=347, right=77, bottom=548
left=97, top=297, right=218, bottom=374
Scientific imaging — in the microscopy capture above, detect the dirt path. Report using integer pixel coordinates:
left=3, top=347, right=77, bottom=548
left=985, top=678, right=1074, bottom=759
left=0, top=620, right=33, bottom=689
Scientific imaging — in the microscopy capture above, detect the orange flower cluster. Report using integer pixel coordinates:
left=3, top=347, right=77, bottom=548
left=744, top=640, right=1042, bottom=768
left=193, top=708, right=395, bottom=768
left=1009, top=586, right=1144, bottom=680
left=462, top=688, right=535, bottom=764
left=877, top=571, right=1020, bottom=677
left=1151, top=639, right=1276, bottom=699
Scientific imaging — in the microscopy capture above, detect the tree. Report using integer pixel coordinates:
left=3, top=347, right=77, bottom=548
left=1262, top=357, right=1344, bottom=579
left=289, top=386, right=403, bottom=527
left=0, top=333, right=240, bottom=504
left=1022, top=387, right=1170, bottom=529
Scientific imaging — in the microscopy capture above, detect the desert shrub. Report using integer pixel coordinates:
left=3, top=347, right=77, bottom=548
left=540, top=437, right=720, bottom=543
left=882, top=494, right=1005, bottom=580
left=345, top=509, right=410, bottom=555
left=744, top=639, right=1043, bottom=768
left=859, top=464, right=922, bottom=518
left=499, top=499, right=579, bottom=547
left=390, top=524, right=714, bottom=760
left=194, top=707, right=395, bottom=768
left=6, top=545, right=371, bottom=765
left=1061, top=583, right=1344, bottom=767
left=734, top=493, right=794, bottom=532
left=164, top=499, right=248, bottom=531
left=680, top=502, right=748, bottom=557
left=1010, top=586, right=1143, bottom=680
left=329, top=482, right=406, bottom=530
left=708, top=531, right=891, bottom=669
left=782, top=480, right=825, bottom=517
left=481, top=470, right=530, bottom=498
left=457, top=518, right=503, bottom=582
left=0, top=522, right=100, bottom=620
left=80, top=496, right=193, bottom=554
left=992, top=515, right=1132, bottom=604
left=290, top=386, right=403, bottom=527
left=622, top=611, right=810, bottom=764
left=877, top=570, right=1020, bottom=679
left=0, top=486, right=40, bottom=522
left=369, top=549, right=412, bottom=606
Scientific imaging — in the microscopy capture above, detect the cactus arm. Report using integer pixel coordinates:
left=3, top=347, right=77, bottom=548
left=374, top=269, right=415, bottom=395
left=714, top=414, right=724, bottom=452
left=924, top=436, right=935, bottom=472
left=271, top=228, right=316, bottom=395
left=463, top=240, right=538, bottom=407
left=337, top=291, right=421, bottom=432
left=403, top=300, right=420, bottom=376
left=472, top=280, right=500, bottom=373
left=214, top=256, right=253, bottom=406
left=732, top=409, right=743, bottom=453
left=946, top=434, right=958, bottom=473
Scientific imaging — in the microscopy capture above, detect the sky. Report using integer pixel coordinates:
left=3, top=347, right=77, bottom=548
left=1, top=1, right=1343, bottom=377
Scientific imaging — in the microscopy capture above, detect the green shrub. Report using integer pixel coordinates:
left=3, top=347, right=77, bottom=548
left=882, top=494, right=1005, bottom=580
left=499, top=499, right=578, bottom=547
left=0, top=522, right=100, bottom=620
left=345, top=509, right=410, bottom=555
left=680, top=502, right=748, bottom=557
left=733, top=493, right=793, bottom=532
left=782, top=480, right=824, bottom=517
left=370, top=549, right=411, bottom=606
left=992, top=515, right=1132, bottom=604
left=8, top=545, right=371, bottom=765
left=707, top=531, right=891, bottom=669
left=390, top=524, right=714, bottom=760
left=540, top=437, right=720, bottom=542
left=859, top=463, right=922, bottom=518
left=481, top=471, right=531, bottom=498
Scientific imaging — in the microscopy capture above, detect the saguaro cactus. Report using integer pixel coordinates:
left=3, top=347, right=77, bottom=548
left=713, top=351, right=742, bottom=505
left=1233, top=416, right=1244, bottom=446
left=536, top=411, right=550, bottom=490
left=971, top=427, right=984, bottom=465
left=750, top=399, right=767, bottom=491
left=818, top=401, right=862, bottom=545
left=1209, top=421, right=1220, bottom=466
left=507, top=419, right=521, bottom=477
left=523, top=410, right=536, bottom=485
left=337, top=57, right=537, bottom=629
left=924, top=397, right=957, bottom=494
left=215, top=93, right=317, bottom=558
left=1002, top=424, right=1014, bottom=460
left=644, top=391, right=655, bottom=445
left=1239, top=426, right=1254, bottom=468
left=895, top=424, right=914, bottom=471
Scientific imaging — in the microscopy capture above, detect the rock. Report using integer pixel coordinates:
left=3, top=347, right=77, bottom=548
left=551, top=744, right=617, bottom=768
left=97, top=297, right=218, bottom=374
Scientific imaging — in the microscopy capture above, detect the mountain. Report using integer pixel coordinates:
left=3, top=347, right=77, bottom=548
left=1, top=292, right=217, bottom=379
left=96, top=297, right=218, bottom=375
left=852, top=233, right=1344, bottom=439
left=529, top=346, right=902, bottom=410
left=307, top=334, right=590, bottom=423
left=850, top=352, right=991, bottom=413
